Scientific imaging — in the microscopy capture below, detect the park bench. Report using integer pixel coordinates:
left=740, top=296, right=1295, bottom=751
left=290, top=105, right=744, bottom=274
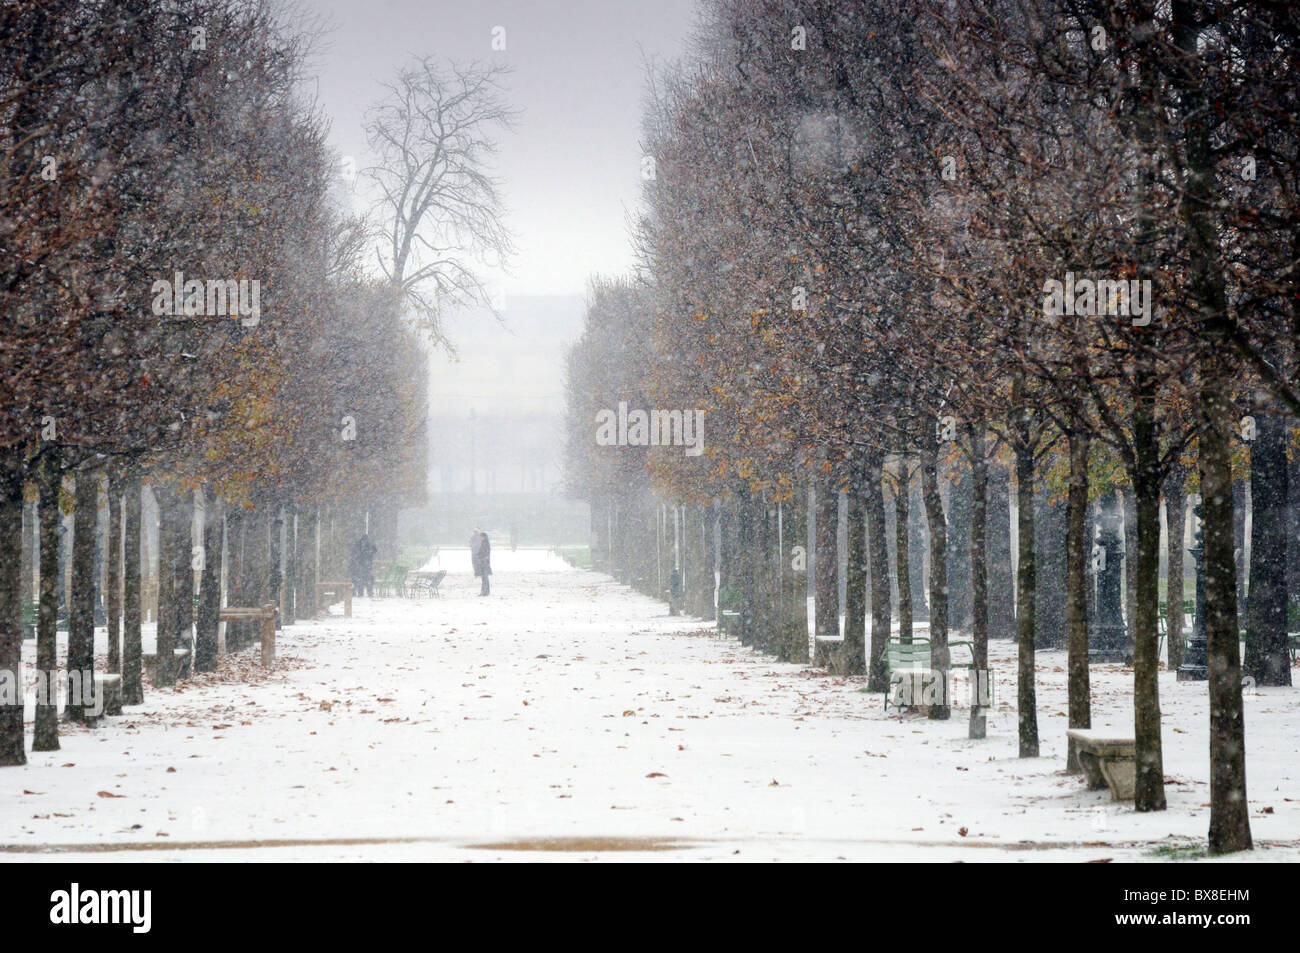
left=407, top=570, right=446, bottom=598
left=720, top=609, right=740, bottom=635
left=93, top=673, right=123, bottom=717
left=1066, top=728, right=1136, bottom=801
left=375, top=563, right=411, bottom=597
left=315, top=581, right=353, bottom=618
left=1290, top=632, right=1300, bottom=662
left=144, top=646, right=192, bottom=684
left=883, top=637, right=981, bottom=710
left=219, top=603, right=278, bottom=666
left=814, top=634, right=846, bottom=673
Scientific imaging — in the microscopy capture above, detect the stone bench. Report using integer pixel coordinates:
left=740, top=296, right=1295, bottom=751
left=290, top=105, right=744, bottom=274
left=315, top=581, right=353, bottom=618
left=93, top=674, right=123, bottom=717
left=1067, top=729, right=1136, bottom=801
left=814, top=635, right=845, bottom=674
left=220, top=604, right=278, bottom=666
left=143, top=647, right=192, bottom=684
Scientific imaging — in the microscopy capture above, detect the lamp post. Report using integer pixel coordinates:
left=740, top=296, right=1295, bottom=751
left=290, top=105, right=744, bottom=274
left=1177, top=503, right=1208, bottom=681
left=1089, top=490, right=1131, bottom=663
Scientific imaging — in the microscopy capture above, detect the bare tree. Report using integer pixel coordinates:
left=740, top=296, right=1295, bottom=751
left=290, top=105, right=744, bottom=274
left=364, top=58, right=516, bottom=342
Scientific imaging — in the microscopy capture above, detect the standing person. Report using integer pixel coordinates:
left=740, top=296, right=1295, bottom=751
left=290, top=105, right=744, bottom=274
left=351, top=534, right=376, bottom=597
left=470, top=529, right=492, bottom=596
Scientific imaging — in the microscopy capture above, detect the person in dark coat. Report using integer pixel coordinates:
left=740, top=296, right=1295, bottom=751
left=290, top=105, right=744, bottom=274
left=350, top=534, right=377, bottom=597
left=470, top=529, right=492, bottom=595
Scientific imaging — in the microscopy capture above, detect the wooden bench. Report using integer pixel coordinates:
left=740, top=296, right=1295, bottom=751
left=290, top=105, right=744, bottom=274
left=315, top=581, right=353, bottom=618
left=1066, top=729, right=1136, bottom=800
left=219, top=604, right=278, bottom=666
left=720, top=609, right=740, bottom=634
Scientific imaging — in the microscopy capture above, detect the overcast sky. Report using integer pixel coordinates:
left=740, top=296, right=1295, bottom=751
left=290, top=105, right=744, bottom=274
left=309, top=0, right=700, bottom=297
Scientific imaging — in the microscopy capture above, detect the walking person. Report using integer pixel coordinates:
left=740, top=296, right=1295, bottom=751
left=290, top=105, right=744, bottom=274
left=470, top=528, right=492, bottom=596
left=350, top=533, right=377, bottom=597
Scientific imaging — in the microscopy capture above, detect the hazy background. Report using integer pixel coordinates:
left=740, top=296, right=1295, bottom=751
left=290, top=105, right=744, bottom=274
left=308, top=0, right=699, bottom=539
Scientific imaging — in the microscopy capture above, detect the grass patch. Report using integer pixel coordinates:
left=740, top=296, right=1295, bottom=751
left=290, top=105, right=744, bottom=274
left=1147, top=843, right=1208, bottom=861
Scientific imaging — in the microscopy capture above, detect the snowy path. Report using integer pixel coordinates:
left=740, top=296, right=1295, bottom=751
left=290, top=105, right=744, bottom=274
left=3, top=549, right=1298, bottom=862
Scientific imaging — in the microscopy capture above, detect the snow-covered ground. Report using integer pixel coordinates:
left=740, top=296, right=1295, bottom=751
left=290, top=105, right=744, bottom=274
left=4, top=548, right=1297, bottom=862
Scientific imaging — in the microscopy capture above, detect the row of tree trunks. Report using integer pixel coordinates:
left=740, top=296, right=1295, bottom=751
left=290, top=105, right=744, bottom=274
left=2, top=468, right=335, bottom=762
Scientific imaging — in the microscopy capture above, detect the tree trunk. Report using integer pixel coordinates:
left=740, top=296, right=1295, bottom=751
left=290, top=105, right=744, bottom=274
left=921, top=424, right=949, bottom=721
left=946, top=468, right=973, bottom=631
left=783, top=489, right=810, bottom=663
left=738, top=490, right=757, bottom=647
left=1013, top=401, right=1039, bottom=756
left=814, top=477, right=839, bottom=641
left=988, top=461, right=1016, bottom=639
left=1133, top=369, right=1167, bottom=812
left=299, top=505, right=317, bottom=619
left=1245, top=411, right=1291, bottom=685
left=173, top=489, right=194, bottom=675
left=106, top=472, right=123, bottom=675
left=283, top=503, right=297, bottom=625
left=270, top=505, right=283, bottom=629
left=1172, top=0, right=1252, bottom=854
left=122, top=472, right=143, bottom=706
left=1165, top=465, right=1187, bottom=671
left=1035, top=490, right=1068, bottom=649
left=0, top=451, right=25, bottom=765
left=968, top=422, right=989, bottom=740
left=864, top=453, right=891, bottom=692
left=894, top=460, right=914, bottom=645
left=844, top=480, right=867, bottom=675
left=195, top=487, right=223, bottom=673
left=34, top=456, right=62, bottom=749
left=908, top=481, right=929, bottom=622
left=153, top=484, right=177, bottom=688
left=66, top=469, right=98, bottom=723
left=1065, top=430, right=1092, bottom=772
left=1122, top=485, right=1138, bottom=649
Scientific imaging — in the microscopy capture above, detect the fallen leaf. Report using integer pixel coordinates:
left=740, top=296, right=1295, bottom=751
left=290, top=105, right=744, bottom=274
left=958, top=827, right=969, bottom=837
left=96, top=791, right=125, bottom=798
left=646, top=772, right=668, bottom=778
